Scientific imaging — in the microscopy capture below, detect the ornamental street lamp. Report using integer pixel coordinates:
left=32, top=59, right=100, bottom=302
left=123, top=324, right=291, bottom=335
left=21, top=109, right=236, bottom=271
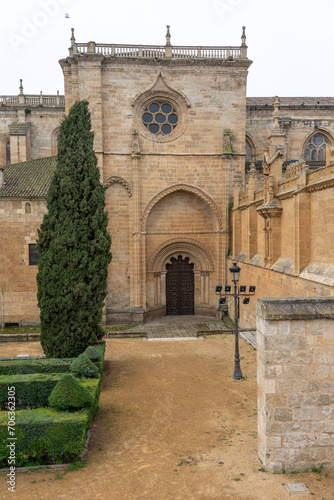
left=215, top=263, right=256, bottom=380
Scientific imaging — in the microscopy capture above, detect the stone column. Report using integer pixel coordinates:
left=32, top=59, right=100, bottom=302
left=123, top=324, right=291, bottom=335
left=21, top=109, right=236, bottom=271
left=130, top=131, right=144, bottom=322
left=294, top=182, right=311, bottom=274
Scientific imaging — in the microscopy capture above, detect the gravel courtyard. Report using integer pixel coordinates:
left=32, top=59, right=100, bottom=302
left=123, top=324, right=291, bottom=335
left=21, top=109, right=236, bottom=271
left=1, top=334, right=333, bottom=499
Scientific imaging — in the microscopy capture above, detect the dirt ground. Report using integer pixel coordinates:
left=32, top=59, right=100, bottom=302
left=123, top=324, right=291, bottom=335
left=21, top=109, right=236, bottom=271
left=1, top=337, right=334, bottom=500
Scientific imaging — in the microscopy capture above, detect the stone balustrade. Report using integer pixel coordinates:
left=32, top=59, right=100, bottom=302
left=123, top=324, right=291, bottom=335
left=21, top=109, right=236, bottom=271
left=0, top=94, right=65, bottom=107
left=74, top=42, right=243, bottom=60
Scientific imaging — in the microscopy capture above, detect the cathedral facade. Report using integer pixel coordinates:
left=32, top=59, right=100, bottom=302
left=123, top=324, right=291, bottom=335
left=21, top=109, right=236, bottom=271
left=1, top=28, right=334, bottom=325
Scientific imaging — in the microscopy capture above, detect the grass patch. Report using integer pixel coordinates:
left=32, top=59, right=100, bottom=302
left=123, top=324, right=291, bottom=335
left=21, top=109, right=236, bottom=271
left=0, top=326, right=40, bottom=335
left=106, top=324, right=138, bottom=332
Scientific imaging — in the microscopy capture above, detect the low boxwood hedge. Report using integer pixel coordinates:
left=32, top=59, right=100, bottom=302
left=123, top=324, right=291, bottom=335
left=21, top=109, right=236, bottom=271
left=70, top=353, right=99, bottom=378
left=0, top=373, right=62, bottom=409
left=0, top=358, right=72, bottom=375
left=0, top=408, right=89, bottom=467
left=0, top=374, right=100, bottom=410
left=49, top=374, right=93, bottom=411
left=0, top=342, right=105, bottom=465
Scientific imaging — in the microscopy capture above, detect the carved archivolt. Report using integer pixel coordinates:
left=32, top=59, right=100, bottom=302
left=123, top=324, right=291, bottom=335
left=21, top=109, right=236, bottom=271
left=141, top=184, right=223, bottom=231
left=148, top=237, right=215, bottom=272
left=104, top=175, right=132, bottom=197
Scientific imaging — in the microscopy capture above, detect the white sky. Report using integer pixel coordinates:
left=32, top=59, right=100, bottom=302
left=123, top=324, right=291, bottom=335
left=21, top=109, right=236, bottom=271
left=1, top=0, right=333, bottom=97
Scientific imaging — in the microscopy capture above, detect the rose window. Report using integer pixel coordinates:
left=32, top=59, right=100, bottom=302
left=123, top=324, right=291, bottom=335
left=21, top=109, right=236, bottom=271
left=142, top=102, right=178, bottom=135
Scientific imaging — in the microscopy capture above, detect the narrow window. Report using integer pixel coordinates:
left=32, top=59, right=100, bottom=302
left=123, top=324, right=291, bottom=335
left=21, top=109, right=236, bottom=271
left=25, top=202, right=31, bottom=214
left=6, top=141, right=10, bottom=164
left=29, top=244, right=40, bottom=265
left=245, top=140, right=252, bottom=162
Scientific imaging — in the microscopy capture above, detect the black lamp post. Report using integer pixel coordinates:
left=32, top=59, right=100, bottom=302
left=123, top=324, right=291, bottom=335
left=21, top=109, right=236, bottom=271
left=215, top=263, right=256, bottom=380
left=230, top=262, right=242, bottom=379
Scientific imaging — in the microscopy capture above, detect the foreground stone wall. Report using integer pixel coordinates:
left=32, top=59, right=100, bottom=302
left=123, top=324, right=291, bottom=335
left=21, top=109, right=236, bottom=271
left=257, top=297, right=334, bottom=473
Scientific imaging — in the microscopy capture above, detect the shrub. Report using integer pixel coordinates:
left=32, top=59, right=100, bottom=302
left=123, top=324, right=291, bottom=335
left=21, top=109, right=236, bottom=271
left=0, top=358, right=72, bottom=375
left=0, top=408, right=88, bottom=467
left=84, top=346, right=102, bottom=362
left=70, top=353, right=99, bottom=378
left=49, top=374, right=92, bottom=411
left=0, top=373, right=62, bottom=409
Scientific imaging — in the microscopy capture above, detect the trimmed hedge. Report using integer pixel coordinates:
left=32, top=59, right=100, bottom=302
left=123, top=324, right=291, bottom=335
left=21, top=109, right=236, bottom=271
left=0, top=374, right=62, bottom=409
left=94, top=342, right=106, bottom=377
left=0, top=373, right=101, bottom=410
left=84, top=346, right=102, bottom=362
left=0, top=408, right=89, bottom=467
left=70, top=353, right=99, bottom=378
left=49, top=374, right=93, bottom=411
left=0, top=342, right=105, bottom=465
left=0, top=358, right=72, bottom=375
left=0, top=343, right=105, bottom=376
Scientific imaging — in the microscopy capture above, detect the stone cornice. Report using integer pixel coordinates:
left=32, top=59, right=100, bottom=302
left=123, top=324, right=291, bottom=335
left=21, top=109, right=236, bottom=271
left=61, top=54, right=252, bottom=69
left=257, top=297, right=334, bottom=321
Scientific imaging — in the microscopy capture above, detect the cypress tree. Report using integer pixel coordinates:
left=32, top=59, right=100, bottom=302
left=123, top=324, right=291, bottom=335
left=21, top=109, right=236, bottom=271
left=37, top=100, right=112, bottom=358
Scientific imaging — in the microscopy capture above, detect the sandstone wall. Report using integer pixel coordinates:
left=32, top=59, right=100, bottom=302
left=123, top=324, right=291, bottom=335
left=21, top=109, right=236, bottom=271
left=247, top=104, right=334, bottom=162
left=257, top=297, right=334, bottom=473
left=231, top=162, right=334, bottom=328
left=60, top=53, right=250, bottom=321
left=0, top=199, right=47, bottom=324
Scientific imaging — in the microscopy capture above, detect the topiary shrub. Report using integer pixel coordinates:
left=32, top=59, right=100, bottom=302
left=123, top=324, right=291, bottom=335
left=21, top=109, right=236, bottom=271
left=84, top=346, right=102, bottom=362
left=69, top=353, right=99, bottom=378
left=49, top=374, right=92, bottom=411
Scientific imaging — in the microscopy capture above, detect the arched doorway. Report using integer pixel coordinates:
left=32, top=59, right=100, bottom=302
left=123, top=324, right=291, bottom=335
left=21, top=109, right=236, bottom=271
left=166, top=255, right=194, bottom=315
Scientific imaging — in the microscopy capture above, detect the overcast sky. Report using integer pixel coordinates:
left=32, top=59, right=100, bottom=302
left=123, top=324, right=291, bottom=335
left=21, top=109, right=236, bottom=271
left=1, top=0, right=333, bottom=97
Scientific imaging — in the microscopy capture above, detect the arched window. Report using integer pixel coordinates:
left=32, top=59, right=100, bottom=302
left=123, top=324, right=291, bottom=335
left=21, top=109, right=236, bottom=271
left=245, top=140, right=252, bottom=162
left=25, top=202, right=31, bottom=214
left=51, top=128, right=60, bottom=155
left=6, top=141, right=10, bottom=164
left=304, top=133, right=329, bottom=163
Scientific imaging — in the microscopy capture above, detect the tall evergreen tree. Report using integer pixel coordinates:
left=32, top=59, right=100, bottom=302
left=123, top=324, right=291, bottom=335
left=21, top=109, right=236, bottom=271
left=37, top=101, right=112, bottom=358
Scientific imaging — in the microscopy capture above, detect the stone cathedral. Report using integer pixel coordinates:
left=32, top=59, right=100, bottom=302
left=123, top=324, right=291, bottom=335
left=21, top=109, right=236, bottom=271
left=1, top=27, right=334, bottom=325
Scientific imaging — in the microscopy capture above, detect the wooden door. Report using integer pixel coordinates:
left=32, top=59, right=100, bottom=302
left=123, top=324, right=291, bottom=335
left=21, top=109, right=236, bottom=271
left=166, top=255, right=194, bottom=315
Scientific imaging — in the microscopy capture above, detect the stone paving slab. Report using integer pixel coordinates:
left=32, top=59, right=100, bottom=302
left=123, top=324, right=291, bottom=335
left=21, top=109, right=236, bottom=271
left=106, top=316, right=257, bottom=348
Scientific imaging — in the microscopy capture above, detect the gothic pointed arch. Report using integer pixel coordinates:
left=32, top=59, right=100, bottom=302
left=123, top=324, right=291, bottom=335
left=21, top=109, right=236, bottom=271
left=1, top=135, right=10, bottom=165
left=245, top=133, right=256, bottom=162
left=302, top=128, right=333, bottom=163
left=51, top=127, right=61, bottom=155
left=141, top=184, right=223, bottom=232
left=103, top=175, right=132, bottom=197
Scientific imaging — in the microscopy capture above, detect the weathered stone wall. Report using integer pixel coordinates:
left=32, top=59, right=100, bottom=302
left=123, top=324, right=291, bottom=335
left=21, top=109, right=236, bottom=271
left=247, top=103, right=334, bottom=162
left=60, top=52, right=250, bottom=321
left=230, top=162, right=334, bottom=328
left=0, top=106, right=63, bottom=165
left=227, top=259, right=334, bottom=329
left=257, top=297, right=334, bottom=473
left=0, top=199, right=47, bottom=324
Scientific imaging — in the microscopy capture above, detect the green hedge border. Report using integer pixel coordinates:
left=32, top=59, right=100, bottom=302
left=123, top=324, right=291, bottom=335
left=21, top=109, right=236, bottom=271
left=0, top=359, right=72, bottom=375
left=0, top=342, right=105, bottom=466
